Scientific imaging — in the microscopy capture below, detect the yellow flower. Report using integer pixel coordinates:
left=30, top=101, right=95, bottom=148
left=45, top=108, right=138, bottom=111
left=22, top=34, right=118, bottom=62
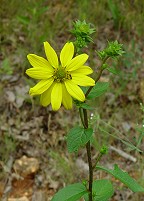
left=26, top=42, right=95, bottom=110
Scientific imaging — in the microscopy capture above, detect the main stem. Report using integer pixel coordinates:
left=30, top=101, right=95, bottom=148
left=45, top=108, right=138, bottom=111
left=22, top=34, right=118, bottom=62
left=83, top=109, right=93, bottom=201
left=86, top=141, right=93, bottom=200
left=81, top=56, right=109, bottom=201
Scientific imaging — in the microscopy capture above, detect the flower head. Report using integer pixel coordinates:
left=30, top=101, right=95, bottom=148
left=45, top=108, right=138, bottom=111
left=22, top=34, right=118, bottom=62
left=26, top=42, right=95, bottom=110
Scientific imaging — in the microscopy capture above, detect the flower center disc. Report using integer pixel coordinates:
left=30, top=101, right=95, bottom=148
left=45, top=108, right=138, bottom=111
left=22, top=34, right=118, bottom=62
left=53, top=67, right=72, bottom=82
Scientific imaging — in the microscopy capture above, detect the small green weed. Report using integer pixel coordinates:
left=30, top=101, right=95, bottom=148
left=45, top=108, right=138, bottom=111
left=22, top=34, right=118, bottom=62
left=0, top=133, right=17, bottom=163
left=0, top=58, right=13, bottom=75
left=49, top=150, right=74, bottom=183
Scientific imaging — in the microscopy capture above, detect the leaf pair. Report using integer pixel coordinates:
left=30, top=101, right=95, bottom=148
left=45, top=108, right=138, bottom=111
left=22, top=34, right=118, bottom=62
left=52, top=165, right=144, bottom=201
left=52, top=180, right=114, bottom=201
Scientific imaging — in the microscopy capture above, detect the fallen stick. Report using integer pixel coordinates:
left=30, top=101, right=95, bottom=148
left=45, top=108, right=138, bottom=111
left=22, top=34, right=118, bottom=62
left=109, top=145, right=137, bottom=162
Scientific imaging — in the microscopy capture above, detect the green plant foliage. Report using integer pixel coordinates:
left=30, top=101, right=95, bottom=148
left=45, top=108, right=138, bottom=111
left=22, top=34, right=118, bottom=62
left=67, top=126, right=93, bottom=153
left=135, top=103, right=144, bottom=149
left=95, top=115, right=142, bottom=152
left=71, top=20, right=95, bottom=52
left=107, top=0, right=122, bottom=29
left=0, top=58, right=13, bottom=75
left=51, top=183, right=88, bottom=201
left=71, top=20, right=95, bottom=41
left=84, top=179, right=114, bottom=201
left=79, top=103, right=93, bottom=110
left=96, top=165, right=144, bottom=192
left=106, top=41, right=125, bottom=57
left=0, top=133, right=17, bottom=163
left=97, top=40, right=125, bottom=60
left=120, top=140, right=141, bottom=152
left=100, top=145, right=108, bottom=155
left=106, top=67, right=120, bottom=75
left=17, top=15, right=30, bottom=25
left=86, top=82, right=109, bottom=99
left=80, top=103, right=93, bottom=110
left=74, top=100, right=93, bottom=110
left=49, top=151, right=73, bottom=183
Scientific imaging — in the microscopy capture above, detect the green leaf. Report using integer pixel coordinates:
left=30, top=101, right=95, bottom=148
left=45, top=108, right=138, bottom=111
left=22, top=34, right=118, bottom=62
left=98, top=125, right=142, bottom=152
left=84, top=179, right=114, bottom=201
left=67, top=126, right=93, bottom=153
left=1, top=58, right=13, bottom=75
left=96, top=164, right=144, bottom=192
left=87, top=82, right=109, bottom=99
left=121, top=139, right=142, bottom=152
left=51, top=183, right=88, bottom=201
left=17, top=16, right=30, bottom=25
left=80, top=103, right=93, bottom=110
left=74, top=100, right=93, bottom=110
left=106, top=67, right=120, bottom=75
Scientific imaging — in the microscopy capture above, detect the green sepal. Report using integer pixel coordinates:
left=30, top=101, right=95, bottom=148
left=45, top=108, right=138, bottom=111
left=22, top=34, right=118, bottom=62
left=67, top=126, right=93, bottom=153
left=96, top=164, right=144, bottom=192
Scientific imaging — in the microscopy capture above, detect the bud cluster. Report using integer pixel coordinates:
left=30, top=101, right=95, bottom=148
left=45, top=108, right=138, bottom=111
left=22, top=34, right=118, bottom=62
left=97, top=40, right=125, bottom=60
left=71, top=20, right=95, bottom=52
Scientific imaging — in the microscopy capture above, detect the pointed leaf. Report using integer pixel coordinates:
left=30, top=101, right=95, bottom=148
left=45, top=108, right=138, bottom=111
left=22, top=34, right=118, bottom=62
left=80, top=103, right=93, bottom=110
left=67, top=126, right=93, bottom=153
left=87, top=82, right=109, bottom=99
left=51, top=183, right=88, bottom=201
left=107, top=67, right=120, bottom=75
left=74, top=100, right=93, bottom=110
left=96, top=164, right=144, bottom=192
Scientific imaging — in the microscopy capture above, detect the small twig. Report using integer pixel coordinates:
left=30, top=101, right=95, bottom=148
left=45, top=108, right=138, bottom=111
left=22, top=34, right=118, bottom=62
left=110, top=145, right=137, bottom=162
left=92, top=153, right=103, bottom=170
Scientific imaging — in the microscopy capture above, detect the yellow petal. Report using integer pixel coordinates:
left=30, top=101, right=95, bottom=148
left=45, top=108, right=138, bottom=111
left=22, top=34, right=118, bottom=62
left=62, top=83, right=72, bottom=109
left=64, top=80, right=85, bottom=102
left=71, top=66, right=93, bottom=75
left=26, top=67, right=53, bottom=79
left=60, top=42, right=74, bottom=67
left=27, top=54, right=53, bottom=70
left=51, top=82, right=62, bottom=110
left=44, top=42, right=59, bottom=68
left=29, top=78, right=54, bottom=96
left=71, top=74, right=95, bottom=86
left=66, top=54, right=88, bottom=71
left=40, top=83, right=55, bottom=107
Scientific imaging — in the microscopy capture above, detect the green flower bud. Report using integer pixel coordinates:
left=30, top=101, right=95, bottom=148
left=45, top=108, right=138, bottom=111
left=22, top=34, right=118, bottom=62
left=100, top=145, right=108, bottom=155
